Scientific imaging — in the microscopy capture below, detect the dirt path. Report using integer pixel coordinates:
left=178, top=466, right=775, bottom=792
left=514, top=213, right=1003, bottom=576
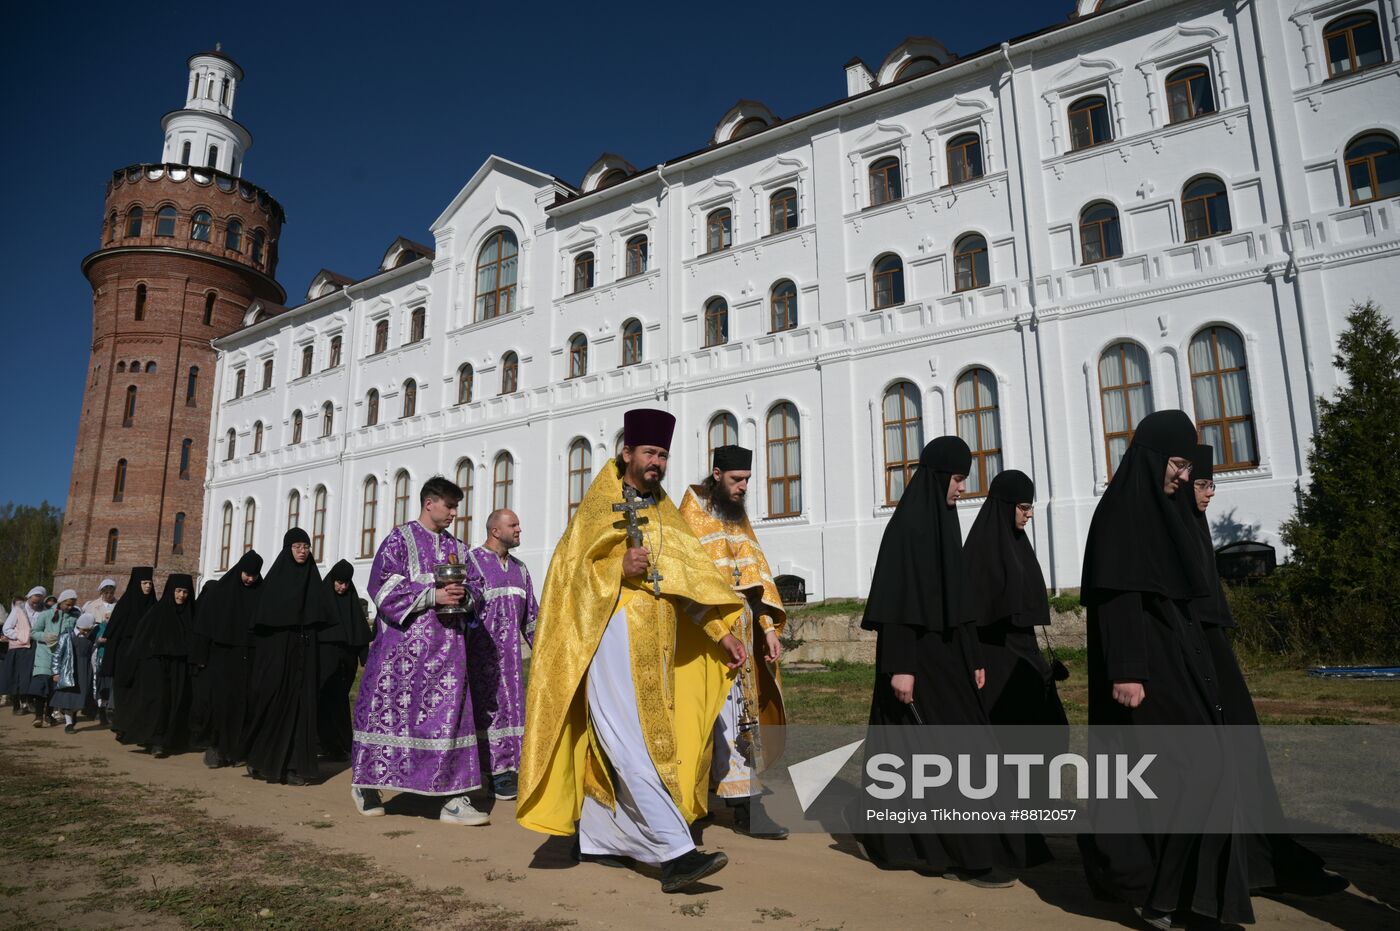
left=3, top=713, right=1396, bottom=930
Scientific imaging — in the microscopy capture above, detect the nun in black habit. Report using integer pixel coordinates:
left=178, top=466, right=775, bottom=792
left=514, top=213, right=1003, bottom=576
left=119, top=574, right=196, bottom=757
left=854, top=436, right=1049, bottom=886
left=191, top=550, right=263, bottom=769
left=242, top=529, right=330, bottom=785
left=964, top=470, right=1068, bottom=726
left=99, top=566, right=156, bottom=736
left=316, top=559, right=372, bottom=761
left=187, top=579, right=221, bottom=750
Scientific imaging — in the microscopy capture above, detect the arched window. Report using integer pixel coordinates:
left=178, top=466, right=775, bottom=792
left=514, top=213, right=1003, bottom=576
left=457, top=364, right=474, bottom=404
left=766, top=402, right=802, bottom=518
left=568, top=333, right=588, bottom=378
left=409, top=307, right=425, bottom=343
left=290, top=409, right=303, bottom=444
left=107, top=210, right=117, bottom=242
left=181, top=139, right=192, bottom=163
left=703, top=297, right=729, bottom=347
left=1165, top=65, right=1215, bottom=124
left=172, top=512, right=185, bottom=555
left=1344, top=132, right=1400, bottom=204
left=134, top=283, right=147, bottom=321
left=225, top=219, right=242, bottom=251
left=365, top=389, right=379, bottom=426
left=770, top=279, right=798, bottom=332
left=208, top=145, right=219, bottom=168
left=219, top=501, right=233, bottom=570
left=475, top=229, right=519, bottom=319
left=105, top=528, right=119, bottom=565
left=946, top=133, right=983, bottom=185
left=191, top=210, right=211, bottom=242
left=573, top=251, right=595, bottom=293
left=567, top=438, right=592, bottom=520
left=225, top=428, right=236, bottom=460
left=112, top=458, right=127, bottom=502
left=122, top=386, right=137, bottom=427
left=401, top=380, right=417, bottom=418
left=130, top=359, right=140, bottom=372
left=393, top=470, right=411, bottom=526
left=708, top=412, right=739, bottom=462
left=873, top=253, right=905, bottom=308
left=250, top=229, right=265, bottom=265
left=770, top=187, right=798, bottom=234
left=155, top=206, right=177, bottom=237
left=954, top=234, right=990, bottom=292
left=1182, top=176, right=1231, bottom=241
left=203, top=291, right=216, bottom=326
left=321, top=401, right=334, bottom=437
left=234, top=369, right=246, bottom=398
left=501, top=352, right=519, bottom=394
left=125, top=206, right=143, bottom=238
left=373, top=319, right=389, bottom=354
left=186, top=366, right=199, bottom=406
left=242, top=498, right=256, bottom=552
left=731, top=116, right=767, bottom=139
left=882, top=382, right=923, bottom=505
left=179, top=438, right=193, bottom=479
left=1068, top=95, right=1112, bottom=150
left=1189, top=326, right=1257, bottom=471
left=954, top=367, right=1002, bottom=496
left=454, top=460, right=474, bottom=543
left=625, top=235, right=649, bottom=277
left=706, top=208, right=732, bottom=253
left=360, top=477, right=378, bottom=557
left=621, top=319, right=643, bottom=366
left=1080, top=202, right=1123, bottom=264
left=144, top=361, right=157, bottom=374
left=895, top=56, right=940, bottom=80
left=1324, top=12, right=1386, bottom=78
left=312, top=486, right=327, bottom=562
left=117, top=361, right=127, bottom=373
left=598, top=168, right=628, bottom=188
left=252, top=420, right=263, bottom=454
left=1099, top=341, right=1153, bottom=477
left=869, top=156, right=902, bottom=205
left=328, top=335, right=342, bottom=368
left=261, top=358, right=273, bottom=389
left=493, top=452, right=514, bottom=509
left=287, top=489, right=301, bottom=531
left=300, top=344, right=314, bottom=378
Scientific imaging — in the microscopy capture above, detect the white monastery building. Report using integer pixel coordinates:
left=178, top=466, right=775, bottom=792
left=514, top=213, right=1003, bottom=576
left=200, top=0, right=1400, bottom=601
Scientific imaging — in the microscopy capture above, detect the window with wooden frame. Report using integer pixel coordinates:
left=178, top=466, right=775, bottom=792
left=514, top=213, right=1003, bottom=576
left=134, top=283, right=147, bottom=321
left=946, top=133, right=984, bottom=185
left=1344, top=132, right=1400, bottom=204
left=219, top=502, right=233, bottom=569
left=1324, top=12, right=1386, bottom=79
left=312, top=486, right=327, bottom=562
left=401, top=380, right=417, bottom=418
left=953, top=234, right=989, bottom=292
left=872, top=254, right=905, bottom=308
left=261, top=359, right=273, bottom=389
left=112, top=458, right=127, bottom=502
left=567, top=438, right=592, bottom=521
left=770, top=279, right=798, bottom=332
left=703, top=298, right=728, bottom=347
left=125, top=206, right=143, bottom=238
left=708, top=412, right=738, bottom=462
left=454, top=460, right=474, bottom=543
left=360, top=478, right=378, bottom=558
left=242, top=498, right=256, bottom=552
left=172, top=512, right=185, bottom=555
left=1080, top=202, right=1123, bottom=264
left=1067, top=95, right=1112, bottom=150
left=769, top=187, right=798, bottom=233
left=328, top=335, right=342, bottom=368
left=373, top=319, right=389, bottom=354
left=882, top=381, right=923, bottom=505
left=621, top=319, right=643, bottom=366
left=321, top=401, right=334, bottom=437
left=868, top=156, right=902, bottom=206
left=291, top=409, right=303, bottom=444
left=475, top=230, right=519, bottom=319
left=706, top=208, right=732, bottom=253
left=298, top=344, right=312, bottom=378
left=1189, top=326, right=1258, bottom=471
left=765, top=402, right=802, bottom=518
left=567, top=333, right=588, bottom=378
left=225, top=428, right=236, bottom=461
left=393, top=470, right=411, bottom=527
left=191, top=210, right=212, bottom=242
left=105, top=528, right=119, bottom=565
left=366, top=390, right=379, bottom=426
left=954, top=367, right=1002, bottom=496
left=1165, top=65, right=1215, bottom=124
left=457, top=364, right=474, bottom=404
left=625, top=235, right=649, bottom=276
left=1182, top=176, right=1231, bottom=241
left=155, top=206, right=177, bottom=237
left=122, top=386, right=137, bottom=427
left=409, top=307, right=426, bottom=343
left=287, top=489, right=301, bottom=532
left=500, top=352, right=519, bottom=394
left=253, top=420, right=263, bottom=453
left=1098, top=341, right=1153, bottom=478
left=572, top=252, right=595, bottom=293
left=179, top=438, right=192, bottom=479
left=493, top=452, right=514, bottom=510
left=234, top=368, right=246, bottom=398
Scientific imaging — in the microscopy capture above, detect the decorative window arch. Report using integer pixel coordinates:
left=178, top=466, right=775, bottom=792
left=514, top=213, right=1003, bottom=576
left=155, top=205, right=177, bottom=237
left=765, top=402, right=802, bottom=518
left=365, top=389, right=379, bottom=426
left=1344, top=132, right=1400, bottom=205
left=872, top=253, right=904, bottom=308
left=360, top=477, right=378, bottom=557
left=946, top=133, right=983, bottom=185
left=1165, top=64, right=1215, bottom=124
left=457, top=364, right=474, bottom=404
left=770, top=187, right=798, bottom=233
left=191, top=210, right=212, bottom=242
left=321, top=401, right=334, bottom=437
left=203, top=291, right=216, bottom=326
left=954, top=367, right=1002, bottom=496
left=567, top=438, right=592, bottom=520
left=401, top=379, right=417, bottom=418
left=706, top=208, right=732, bottom=253
left=625, top=235, right=649, bottom=277
left=475, top=229, right=519, bottom=319
left=393, top=470, right=412, bottom=526
left=869, top=156, right=902, bottom=205
left=122, top=385, right=137, bottom=427
left=113, top=458, right=127, bottom=502
left=290, top=409, right=303, bottom=444
left=1068, top=95, right=1112, bottom=150
left=454, top=460, right=474, bottom=543
left=573, top=251, right=595, bottom=293
left=708, top=412, right=738, bottom=462
left=242, top=498, right=256, bottom=552
left=1182, top=176, right=1231, bottom=241
left=770, top=279, right=798, bottom=332
left=1189, top=326, right=1257, bottom=471
left=373, top=319, right=389, bottom=354
left=125, top=206, right=143, bottom=238
left=881, top=381, right=923, bottom=505
left=105, top=528, right=119, bottom=565
left=568, top=333, right=588, bottom=378
left=621, top=319, right=643, bottom=366
left=252, top=420, right=263, bottom=453
left=225, top=218, right=242, bottom=251
left=409, top=307, right=426, bottom=343
left=953, top=234, right=990, bottom=291
left=500, top=351, right=519, bottom=394
left=493, top=452, right=515, bottom=509
left=1099, top=341, right=1153, bottom=478
left=287, top=489, right=301, bottom=532
left=1324, top=12, right=1386, bottom=79
left=703, top=297, right=729, bottom=347
left=1080, top=202, right=1123, bottom=264
left=225, top=427, right=236, bottom=461
left=134, top=283, right=147, bottom=321
left=312, top=485, right=327, bottom=562
left=219, top=501, right=233, bottom=569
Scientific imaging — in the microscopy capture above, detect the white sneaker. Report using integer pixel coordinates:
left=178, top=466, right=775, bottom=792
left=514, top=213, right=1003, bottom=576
left=439, top=795, right=489, bottom=826
left=351, top=786, right=386, bottom=817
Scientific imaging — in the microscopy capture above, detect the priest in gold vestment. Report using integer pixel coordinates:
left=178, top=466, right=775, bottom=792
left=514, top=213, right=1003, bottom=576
left=517, top=409, right=748, bottom=893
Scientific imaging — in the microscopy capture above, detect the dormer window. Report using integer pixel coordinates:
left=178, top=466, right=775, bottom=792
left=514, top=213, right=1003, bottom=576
left=730, top=117, right=767, bottom=141
left=895, top=56, right=939, bottom=81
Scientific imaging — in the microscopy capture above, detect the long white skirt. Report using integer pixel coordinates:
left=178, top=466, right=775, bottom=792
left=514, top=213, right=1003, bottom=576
left=711, top=678, right=757, bottom=798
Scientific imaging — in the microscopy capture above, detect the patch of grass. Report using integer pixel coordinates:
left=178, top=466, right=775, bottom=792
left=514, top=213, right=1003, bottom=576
left=306, top=820, right=335, bottom=829
left=484, top=869, right=525, bottom=883
left=755, top=905, right=796, bottom=921
left=675, top=900, right=709, bottom=917
left=788, top=598, right=865, bottom=618
left=783, top=660, right=875, bottom=725
left=382, top=829, right=414, bottom=838
left=1048, top=590, right=1082, bottom=614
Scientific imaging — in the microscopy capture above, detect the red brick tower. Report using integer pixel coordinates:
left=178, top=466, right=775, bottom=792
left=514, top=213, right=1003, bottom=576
left=55, top=48, right=286, bottom=594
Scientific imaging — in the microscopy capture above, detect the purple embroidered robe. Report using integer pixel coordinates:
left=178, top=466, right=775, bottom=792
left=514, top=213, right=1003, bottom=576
left=464, top=546, right=537, bottom=774
left=351, top=521, right=480, bottom=795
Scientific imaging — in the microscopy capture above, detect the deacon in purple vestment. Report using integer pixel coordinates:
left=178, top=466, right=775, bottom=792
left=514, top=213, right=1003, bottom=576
left=463, top=508, right=538, bottom=799
left=350, top=476, right=491, bottom=826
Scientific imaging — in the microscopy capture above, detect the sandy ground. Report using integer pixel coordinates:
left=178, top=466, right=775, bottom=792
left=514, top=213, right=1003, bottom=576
left=3, top=712, right=1396, bottom=931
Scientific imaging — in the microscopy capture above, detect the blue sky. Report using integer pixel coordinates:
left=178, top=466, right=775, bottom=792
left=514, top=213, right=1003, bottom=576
left=0, top=0, right=1070, bottom=508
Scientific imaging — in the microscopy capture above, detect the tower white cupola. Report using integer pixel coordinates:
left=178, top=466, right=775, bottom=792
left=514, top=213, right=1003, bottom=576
left=160, top=45, right=253, bottom=177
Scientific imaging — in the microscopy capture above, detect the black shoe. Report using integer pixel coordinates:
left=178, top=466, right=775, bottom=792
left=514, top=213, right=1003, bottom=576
left=943, top=867, right=1015, bottom=888
left=733, top=800, right=788, bottom=839
left=152, top=746, right=168, bottom=759
left=64, top=723, right=76, bottom=734
left=203, top=748, right=227, bottom=769
left=1133, top=906, right=1173, bottom=930
left=660, top=849, right=728, bottom=893
left=245, top=765, right=264, bottom=780
left=285, top=771, right=309, bottom=786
